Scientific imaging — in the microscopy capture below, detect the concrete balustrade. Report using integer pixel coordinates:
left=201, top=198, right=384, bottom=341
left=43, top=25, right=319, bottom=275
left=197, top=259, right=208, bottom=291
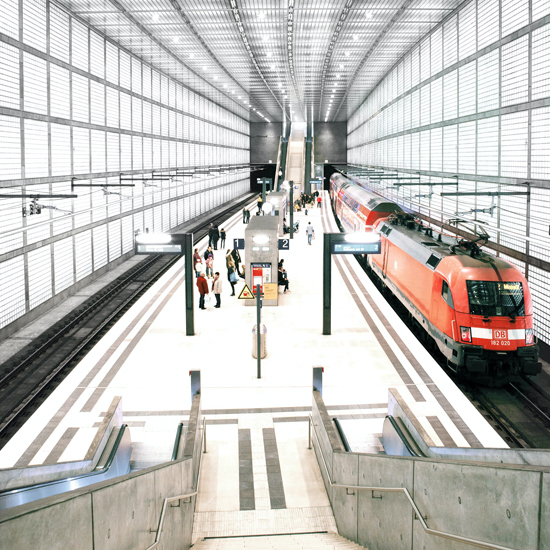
left=311, top=390, right=550, bottom=550
left=0, top=394, right=203, bottom=550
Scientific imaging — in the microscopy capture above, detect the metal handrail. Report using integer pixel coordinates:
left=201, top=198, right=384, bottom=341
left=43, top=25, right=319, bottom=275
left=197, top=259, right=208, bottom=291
left=308, top=415, right=516, bottom=550
left=146, top=417, right=206, bottom=550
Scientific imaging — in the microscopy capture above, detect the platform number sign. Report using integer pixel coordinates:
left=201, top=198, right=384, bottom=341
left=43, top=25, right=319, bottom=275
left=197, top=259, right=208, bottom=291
left=278, top=238, right=290, bottom=250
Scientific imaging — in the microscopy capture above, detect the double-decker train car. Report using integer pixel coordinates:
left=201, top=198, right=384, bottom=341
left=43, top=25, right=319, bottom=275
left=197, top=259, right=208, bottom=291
left=330, top=173, right=541, bottom=380
left=330, top=173, right=402, bottom=233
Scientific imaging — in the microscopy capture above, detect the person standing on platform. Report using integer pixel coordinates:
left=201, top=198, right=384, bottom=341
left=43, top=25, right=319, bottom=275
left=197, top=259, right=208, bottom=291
left=193, top=248, right=202, bottom=278
left=212, top=225, right=220, bottom=250
left=257, top=195, right=263, bottom=212
left=197, top=272, right=209, bottom=310
left=208, top=223, right=215, bottom=247
left=306, top=221, right=315, bottom=245
left=212, top=272, right=222, bottom=308
left=317, top=195, right=322, bottom=209
left=304, top=203, right=309, bottom=216
left=220, top=228, right=226, bottom=249
left=205, top=254, right=214, bottom=279
left=231, top=247, right=242, bottom=276
left=204, top=246, right=214, bottom=262
left=243, top=207, right=248, bottom=223
left=226, top=252, right=238, bottom=296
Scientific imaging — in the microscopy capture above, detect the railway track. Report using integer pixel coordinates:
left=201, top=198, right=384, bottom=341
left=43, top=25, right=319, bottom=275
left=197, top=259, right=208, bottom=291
left=0, top=195, right=254, bottom=448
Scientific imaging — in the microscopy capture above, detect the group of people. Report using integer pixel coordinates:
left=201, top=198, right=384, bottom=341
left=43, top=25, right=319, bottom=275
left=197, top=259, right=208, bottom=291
left=194, top=243, right=244, bottom=309
left=207, top=224, right=226, bottom=250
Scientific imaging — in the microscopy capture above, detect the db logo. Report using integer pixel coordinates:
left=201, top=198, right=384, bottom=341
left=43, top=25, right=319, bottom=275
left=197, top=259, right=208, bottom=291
left=494, top=330, right=507, bottom=339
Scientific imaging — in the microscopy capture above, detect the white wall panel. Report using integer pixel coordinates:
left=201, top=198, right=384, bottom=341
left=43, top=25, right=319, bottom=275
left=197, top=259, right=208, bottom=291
left=28, top=246, right=52, bottom=309
left=0, top=256, right=26, bottom=329
left=75, top=230, right=93, bottom=281
left=0, top=43, right=20, bottom=110
left=54, top=238, right=74, bottom=294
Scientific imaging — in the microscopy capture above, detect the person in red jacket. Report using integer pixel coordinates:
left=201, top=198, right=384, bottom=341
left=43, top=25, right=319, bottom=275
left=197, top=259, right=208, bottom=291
left=196, top=272, right=209, bottom=310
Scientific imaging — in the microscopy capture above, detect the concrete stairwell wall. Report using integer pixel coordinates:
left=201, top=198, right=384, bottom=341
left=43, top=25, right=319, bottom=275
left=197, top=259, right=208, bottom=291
left=312, top=391, right=550, bottom=550
left=0, top=395, right=203, bottom=550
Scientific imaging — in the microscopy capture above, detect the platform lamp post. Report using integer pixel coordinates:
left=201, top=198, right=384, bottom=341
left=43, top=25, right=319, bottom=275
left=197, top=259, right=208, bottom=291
left=323, top=233, right=382, bottom=335
left=134, top=231, right=194, bottom=336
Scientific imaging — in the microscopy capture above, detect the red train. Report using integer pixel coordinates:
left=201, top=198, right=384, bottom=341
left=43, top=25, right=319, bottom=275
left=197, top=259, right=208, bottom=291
left=330, top=173, right=541, bottom=380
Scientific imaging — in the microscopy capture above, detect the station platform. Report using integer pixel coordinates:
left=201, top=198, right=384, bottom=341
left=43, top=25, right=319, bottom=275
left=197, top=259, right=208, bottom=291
left=0, top=191, right=508, bottom=538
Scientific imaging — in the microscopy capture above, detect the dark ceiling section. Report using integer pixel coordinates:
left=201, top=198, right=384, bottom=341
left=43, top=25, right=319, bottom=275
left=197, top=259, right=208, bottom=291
left=59, top=0, right=459, bottom=123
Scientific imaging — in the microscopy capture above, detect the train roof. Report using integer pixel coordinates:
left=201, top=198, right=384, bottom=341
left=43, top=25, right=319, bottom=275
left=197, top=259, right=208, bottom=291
left=377, top=220, right=516, bottom=273
left=332, top=173, right=403, bottom=214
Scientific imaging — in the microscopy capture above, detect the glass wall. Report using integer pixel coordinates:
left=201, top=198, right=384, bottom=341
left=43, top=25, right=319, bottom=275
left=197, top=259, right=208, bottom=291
left=0, top=0, right=250, bottom=331
left=348, top=0, right=550, bottom=343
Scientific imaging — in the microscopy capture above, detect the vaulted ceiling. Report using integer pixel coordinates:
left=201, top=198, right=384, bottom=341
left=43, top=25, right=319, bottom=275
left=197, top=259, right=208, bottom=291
left=59, top=0, right=460, bottom=123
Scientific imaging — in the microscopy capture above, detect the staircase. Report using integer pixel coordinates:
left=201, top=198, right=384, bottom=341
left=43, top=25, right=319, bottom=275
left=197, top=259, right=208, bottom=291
left=192, top=532, right=367, bottom=549
left=286, top=122, right=306, bottom=190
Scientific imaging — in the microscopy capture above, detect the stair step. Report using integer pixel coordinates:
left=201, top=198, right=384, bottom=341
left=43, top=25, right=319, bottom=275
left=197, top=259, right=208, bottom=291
left=192, top=532, right=367, bottom=549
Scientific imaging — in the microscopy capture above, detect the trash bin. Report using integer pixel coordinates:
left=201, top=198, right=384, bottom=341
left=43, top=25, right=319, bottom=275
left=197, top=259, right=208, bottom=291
left=252, top=324, right=267, bottom=358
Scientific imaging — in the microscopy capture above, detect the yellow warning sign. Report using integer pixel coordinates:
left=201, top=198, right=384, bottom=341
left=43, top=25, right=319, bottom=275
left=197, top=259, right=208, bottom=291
left=238, top=283, right=255, bottom=300
left=263, top=283, right=277, bottom=300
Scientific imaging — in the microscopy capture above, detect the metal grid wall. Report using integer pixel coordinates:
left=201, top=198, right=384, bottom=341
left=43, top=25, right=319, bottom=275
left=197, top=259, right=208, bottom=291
left=0, top=0, right=251, bottom=332
left=348, top=1, right=550, bottom=342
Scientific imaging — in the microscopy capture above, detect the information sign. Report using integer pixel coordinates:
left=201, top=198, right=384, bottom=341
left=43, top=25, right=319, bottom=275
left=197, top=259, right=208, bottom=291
left=278, top=238, right=290, bottom=250
left=233, top=238, right=245, bottom=250
left=263, top=283, right=278, bottom=300
left=136, top=243, right=183, bottom=254
left=331, top=242, right=381, bottom=255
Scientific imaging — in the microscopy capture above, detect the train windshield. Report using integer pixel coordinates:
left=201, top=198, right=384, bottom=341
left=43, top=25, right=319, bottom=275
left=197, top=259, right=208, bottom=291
left=466, top=281, right=525, bottom=317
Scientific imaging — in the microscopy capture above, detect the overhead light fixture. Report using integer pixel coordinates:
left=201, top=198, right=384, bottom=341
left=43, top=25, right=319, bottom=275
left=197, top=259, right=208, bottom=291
left=365, top=12, right=372, bottom=19
left=353, top=34, right=358, bottom=41
left=345, top=51, right=350, bottom=57
left=152, top=13, right=159, bottom=22
left=202, top=66, right=207, bottom=71
left=173, top=37, right=179, bottom=44
left=214, top=76, right=218, bottom=80
left=189, top=53, right=195, bottom=59
left=223, top=84, right=227, bottom=88
left=339, top=64, right=344, bottom=69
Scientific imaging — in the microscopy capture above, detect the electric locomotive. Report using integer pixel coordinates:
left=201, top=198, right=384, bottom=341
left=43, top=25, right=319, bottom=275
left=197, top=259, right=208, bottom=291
left=331, top=173, right=541, bottom=381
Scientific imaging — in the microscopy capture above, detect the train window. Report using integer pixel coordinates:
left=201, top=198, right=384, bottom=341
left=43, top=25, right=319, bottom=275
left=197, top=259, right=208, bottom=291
left=441, top=280, right=454, bottom=308
left=466, top=281, right=525, bottom=317
left=426, top=254, right=441, bottom=269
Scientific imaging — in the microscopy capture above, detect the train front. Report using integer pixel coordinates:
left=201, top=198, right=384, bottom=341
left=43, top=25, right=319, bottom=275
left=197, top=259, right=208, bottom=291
left=446, top=255, right=541, bottom=378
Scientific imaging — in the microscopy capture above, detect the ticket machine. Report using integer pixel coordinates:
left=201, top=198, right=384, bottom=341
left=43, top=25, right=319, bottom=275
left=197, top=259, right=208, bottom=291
left=244, top=216, right=279, bottom=306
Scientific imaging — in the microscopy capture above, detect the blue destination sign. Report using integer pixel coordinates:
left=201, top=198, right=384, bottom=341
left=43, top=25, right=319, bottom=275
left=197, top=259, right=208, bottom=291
left=331, top=242, right=381, bottom=255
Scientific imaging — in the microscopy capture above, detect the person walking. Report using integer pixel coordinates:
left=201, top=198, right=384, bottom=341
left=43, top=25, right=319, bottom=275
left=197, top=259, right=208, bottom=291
left=197, top=272, right=209, bottom=310
left=193, top=248, right=202, bottom=278
left=257, top=195, right=263, bottom=212
left=220, top=228, right=226, bottom=249
left=304, top=203, right=309, bottom=216
left=317, top=195, right=322, bottom=208
left=306, top=221, right=315, bottom=245
left=212, top=272, right=222, bottom=308
left=245, top=209, right=250, bottom=223
left=212, top=225, right=220, bottom=250
left=243, top=207, right=248, bottom=223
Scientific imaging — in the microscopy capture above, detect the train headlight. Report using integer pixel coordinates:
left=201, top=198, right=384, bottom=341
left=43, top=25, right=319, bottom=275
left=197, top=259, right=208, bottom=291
left=460, top=326, right=472, bottom=343
left=526, top=328, right=535, bottom=345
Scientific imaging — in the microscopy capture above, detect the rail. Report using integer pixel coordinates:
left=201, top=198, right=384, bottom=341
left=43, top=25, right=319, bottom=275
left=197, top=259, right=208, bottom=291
left=332, top=417, right=351, bottom=452
left=145, top=417, right=206, bottom=550
left=308, top=415, right=516, bottom=550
